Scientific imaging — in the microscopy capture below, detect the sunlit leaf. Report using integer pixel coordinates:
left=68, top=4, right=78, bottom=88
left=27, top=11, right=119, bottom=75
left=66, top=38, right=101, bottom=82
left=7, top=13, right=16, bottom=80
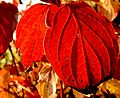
left=16, top=4, right=50, bottom=67
left=105, top=79, right=120, bottom=97
left=37, top=82, right=49, bottom=98
left=45, top=1, right=118, bottom=93
left=16, top=1, right=119, bottom=94
left=97, top=0, right=120, bottom=21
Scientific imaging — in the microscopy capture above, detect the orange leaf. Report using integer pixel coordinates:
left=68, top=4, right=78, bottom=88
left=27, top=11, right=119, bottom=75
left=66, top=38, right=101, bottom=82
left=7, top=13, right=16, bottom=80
left=0, top=70, right=9, bottom=98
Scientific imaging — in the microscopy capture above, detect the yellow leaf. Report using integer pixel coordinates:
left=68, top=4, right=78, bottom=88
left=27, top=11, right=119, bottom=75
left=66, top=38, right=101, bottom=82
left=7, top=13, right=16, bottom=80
left=105, top=78, right=120, bottom=97
left=98, top=0, right=120, bottom=21
left=37, top=82, right=49, bottom=98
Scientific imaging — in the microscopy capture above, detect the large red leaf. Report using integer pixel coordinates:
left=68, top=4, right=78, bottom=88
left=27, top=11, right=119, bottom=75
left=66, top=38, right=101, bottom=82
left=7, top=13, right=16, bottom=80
left=0, top=2, right=18, bottom=55
left=16, top=1, right=118, bottom=93
left=45, top=5, right=88, bottom=87
left=44, top=2, right=118, bottom=92
left=73, top=2, right=119, bottom=75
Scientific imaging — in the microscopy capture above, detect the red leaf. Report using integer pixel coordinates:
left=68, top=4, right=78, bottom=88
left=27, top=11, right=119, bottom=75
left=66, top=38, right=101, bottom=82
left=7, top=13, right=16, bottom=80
left=16, top=4, right=49, bottom=67
left=45, top=2, right=118, bottom=91
left=113, top=55, right=120, bottom=80
left=24, top=90, right=40, bottom=98
left=4, top=64, right=18, bottom=75
left=74, top=1, right=119, bottom=77
left=0, top=2, right=18, bottom=55
left=41, top=0, right=61, bottom=6
left=16, top=4, right=59, bottom=67
left=16, top=1, right=118, bottom=92
left=13, top=0, right=20, bottom=7
left=0, top=2, right=18, bottom=31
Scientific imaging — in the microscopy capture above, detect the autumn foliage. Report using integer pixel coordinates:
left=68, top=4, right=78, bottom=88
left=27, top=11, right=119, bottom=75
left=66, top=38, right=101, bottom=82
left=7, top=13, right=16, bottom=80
left=0, top=0, right=120, bottom=97
left=0, top=2, right=18, bottom=55
left=15, top=1, right=119, bottom=93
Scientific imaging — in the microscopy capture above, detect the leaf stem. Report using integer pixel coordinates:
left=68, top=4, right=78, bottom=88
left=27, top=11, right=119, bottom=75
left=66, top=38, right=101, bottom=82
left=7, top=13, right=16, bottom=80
left=60, top=80, right=64, bottom=98
left=9, top=45, right=19, bottom=76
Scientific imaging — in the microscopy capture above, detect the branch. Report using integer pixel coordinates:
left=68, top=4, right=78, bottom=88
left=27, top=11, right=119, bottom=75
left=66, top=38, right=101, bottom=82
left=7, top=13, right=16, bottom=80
left=9, top=45, right=19, bottom=75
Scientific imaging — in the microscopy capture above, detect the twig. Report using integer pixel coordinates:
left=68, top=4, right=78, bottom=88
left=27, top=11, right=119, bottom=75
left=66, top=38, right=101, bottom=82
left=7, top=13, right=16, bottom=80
left=69, top=88, right=75, bottom=98
left=19, top=0, right=22, bottom=4
left=0, top=85, right=20, bottom=98
left=9, top=45, right=19, bottom=75
left=60, top=80, right=64, bottom=98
